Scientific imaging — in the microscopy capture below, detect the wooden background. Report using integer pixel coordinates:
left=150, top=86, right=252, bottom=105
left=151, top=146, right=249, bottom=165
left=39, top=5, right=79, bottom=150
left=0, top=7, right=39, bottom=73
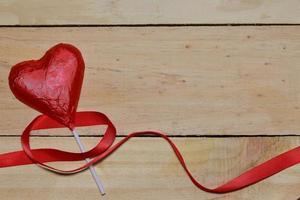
left=0, top=1, right=299, bottom=199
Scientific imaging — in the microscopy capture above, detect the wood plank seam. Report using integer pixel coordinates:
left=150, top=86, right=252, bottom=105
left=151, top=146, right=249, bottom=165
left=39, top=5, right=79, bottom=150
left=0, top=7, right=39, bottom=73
left=1, top=24, right=300, bottom=28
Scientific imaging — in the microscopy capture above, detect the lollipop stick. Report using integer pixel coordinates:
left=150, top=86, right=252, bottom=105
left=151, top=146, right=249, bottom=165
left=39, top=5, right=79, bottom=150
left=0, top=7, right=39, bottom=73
left=72, top=129, right=105, bottom=195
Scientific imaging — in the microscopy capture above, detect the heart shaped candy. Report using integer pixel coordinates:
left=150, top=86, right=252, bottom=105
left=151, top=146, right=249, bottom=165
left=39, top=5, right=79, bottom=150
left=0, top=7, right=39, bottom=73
left=9, top=43, right=85, bottom=128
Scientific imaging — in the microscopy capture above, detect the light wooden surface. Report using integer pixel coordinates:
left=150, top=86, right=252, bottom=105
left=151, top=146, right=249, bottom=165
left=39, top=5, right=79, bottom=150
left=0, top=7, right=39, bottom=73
left=0, top=0, right=300, bottom=25
left=0, top=1, right=299, bottom=199
left=1, top=27, right=300, bottom=135
left=0, top=136, right=299, bottom=200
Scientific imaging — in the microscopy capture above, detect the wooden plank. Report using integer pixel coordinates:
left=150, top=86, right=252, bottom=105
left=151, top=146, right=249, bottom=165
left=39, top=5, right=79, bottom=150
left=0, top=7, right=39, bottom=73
left=1, top=27, right=300, bottom=136
left=0, top=1, right=300, bottom=25
left=0, top=137, right=299, bottom=199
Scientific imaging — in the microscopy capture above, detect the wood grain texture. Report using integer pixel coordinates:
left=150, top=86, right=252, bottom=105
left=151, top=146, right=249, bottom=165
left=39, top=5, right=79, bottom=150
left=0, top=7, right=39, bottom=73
left=0, top=1, right=298, bottom=199
left=0, top=0, right=300, bottom=25
left=0, top=136, right=299, bottom=199
left=1, top=27, right=300, bottom=135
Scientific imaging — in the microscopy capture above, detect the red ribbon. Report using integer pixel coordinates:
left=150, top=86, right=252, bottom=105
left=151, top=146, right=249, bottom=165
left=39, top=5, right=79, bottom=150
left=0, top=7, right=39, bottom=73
left=0, top=111, right=299, bottom=193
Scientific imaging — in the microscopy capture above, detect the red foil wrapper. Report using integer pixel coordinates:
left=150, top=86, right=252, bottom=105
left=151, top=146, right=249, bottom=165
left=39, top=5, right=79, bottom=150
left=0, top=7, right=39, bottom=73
left=9, top=43, right=84, bottom=128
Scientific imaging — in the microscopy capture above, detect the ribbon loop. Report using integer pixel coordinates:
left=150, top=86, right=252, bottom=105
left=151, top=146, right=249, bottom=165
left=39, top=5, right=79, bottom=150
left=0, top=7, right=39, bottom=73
left=0, top=111, right=299, bottom=193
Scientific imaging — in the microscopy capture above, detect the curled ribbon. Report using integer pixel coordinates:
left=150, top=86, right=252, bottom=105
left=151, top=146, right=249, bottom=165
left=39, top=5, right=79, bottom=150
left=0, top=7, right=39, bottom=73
left=0, top=111, right=299, bottom=193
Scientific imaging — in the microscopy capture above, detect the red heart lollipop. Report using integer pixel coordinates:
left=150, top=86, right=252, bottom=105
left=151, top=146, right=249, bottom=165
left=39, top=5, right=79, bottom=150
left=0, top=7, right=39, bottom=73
left=9, top=43, right=85, bottom=128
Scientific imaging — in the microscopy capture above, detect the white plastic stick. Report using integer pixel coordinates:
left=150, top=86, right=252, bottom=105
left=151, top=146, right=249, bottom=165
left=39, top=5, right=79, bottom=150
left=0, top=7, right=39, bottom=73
left=72, top=129, right=105, bottom=195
